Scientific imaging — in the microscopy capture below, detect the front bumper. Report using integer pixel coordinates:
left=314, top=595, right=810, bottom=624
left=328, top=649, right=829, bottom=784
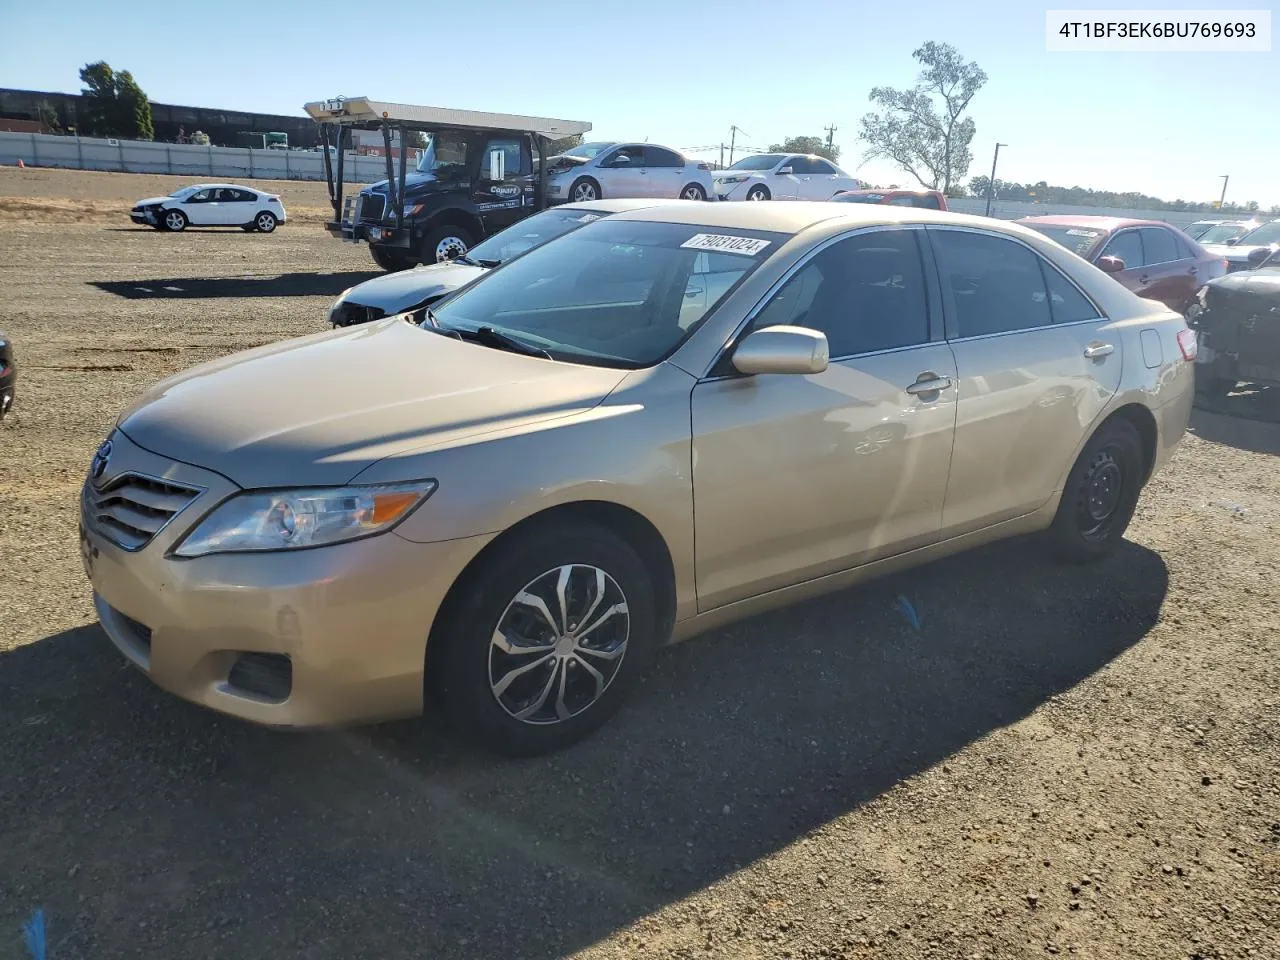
left=130, top=208, right=158, bottom=225
left=80, top=430, right=494, bottom=728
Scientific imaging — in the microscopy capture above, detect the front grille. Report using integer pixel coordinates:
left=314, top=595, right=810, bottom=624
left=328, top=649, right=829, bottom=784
left=115, top=608, right=152, bottom=653
left=359, top=192, right=386, bottom=223
left=83, top=473, right=202, bottom=551
left=227, top=653, right=292, bottom=702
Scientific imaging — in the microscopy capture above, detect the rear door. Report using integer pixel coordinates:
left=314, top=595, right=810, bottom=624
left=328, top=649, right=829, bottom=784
left=595, top=144, right=647, bottom=198
left=1138, top=226, right=1199, bottom=312
left=928, top=226, right=1123, bottom=536
left=791, top=156, right=830, bottom=200
left=641, top=146, right=685, bottom=198
left=690, top=227, right=957, bottom=609
left=474, top=136, right=535, bottom=233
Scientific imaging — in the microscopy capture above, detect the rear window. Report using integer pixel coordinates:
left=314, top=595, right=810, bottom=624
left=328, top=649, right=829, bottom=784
left=1022, top=224, right=1105, bottom=257
left=834, top=193, right=886, bottom=204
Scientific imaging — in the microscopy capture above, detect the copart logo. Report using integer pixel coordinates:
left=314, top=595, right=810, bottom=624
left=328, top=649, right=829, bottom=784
left=91, top=438, right=113, bottom=484
left=490, top=184, right=521, bottom=199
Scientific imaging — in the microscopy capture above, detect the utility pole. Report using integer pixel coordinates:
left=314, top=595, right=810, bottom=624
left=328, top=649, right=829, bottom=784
left=1218, top=174, right=1229, bottom=209
left=719, top=143, right=724, bottom=169
left=728, top=125, right=748, bottom=167
left=984, top=142, right=1007, bottom=218
left=824, top=124, right=837, bottom=155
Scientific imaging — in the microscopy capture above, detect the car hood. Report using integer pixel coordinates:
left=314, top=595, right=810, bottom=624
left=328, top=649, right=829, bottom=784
left=1206, top=268, right=1280, bottom=296
left=1202, top=242, right=1270, bottom=261
left=338, top=261, right=488, bottom=314
left=116, top=319, right=628, bottom=489
left=365, top=172, right=463, bottom=197
left=135, top=196, right=175, bottom=207
left=712, top=170, right=764, bottom=180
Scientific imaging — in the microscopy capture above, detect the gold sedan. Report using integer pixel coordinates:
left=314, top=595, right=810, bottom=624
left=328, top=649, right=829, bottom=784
left=80, top=202, right=1196, bottom=755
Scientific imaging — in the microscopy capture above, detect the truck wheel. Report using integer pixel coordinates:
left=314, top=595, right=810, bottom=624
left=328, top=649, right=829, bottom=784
left=422, top=226, right=473, bottom=264
left=370, top=245, right=415, bottom=272
left=569, top=177, right=601, bottom=202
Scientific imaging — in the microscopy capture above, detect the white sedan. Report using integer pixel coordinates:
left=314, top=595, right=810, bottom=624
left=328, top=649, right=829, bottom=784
left=129, top=184, right=288, bottom=233
left=546, top=142, right=717, bottom=203
left=712, top=153, right=863, bottom=202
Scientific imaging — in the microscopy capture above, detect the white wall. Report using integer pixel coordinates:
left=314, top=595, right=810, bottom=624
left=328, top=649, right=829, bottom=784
left=946, top=197, right=1208, bottom=230
left=0, top=131, right=389, bottom=183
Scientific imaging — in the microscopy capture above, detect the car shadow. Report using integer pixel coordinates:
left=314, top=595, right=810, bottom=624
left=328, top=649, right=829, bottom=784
left=89, top=272, right=380, bottom=300
left=0, top=538, right=1168, bottom=959
left=1189, top=397, right=1280, bottom=457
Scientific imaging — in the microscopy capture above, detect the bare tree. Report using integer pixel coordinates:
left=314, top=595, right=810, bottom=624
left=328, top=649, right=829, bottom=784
left=858, top=42, right=986, bottom=194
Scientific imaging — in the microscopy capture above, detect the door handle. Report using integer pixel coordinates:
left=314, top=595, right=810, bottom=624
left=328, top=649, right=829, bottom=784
left=1138, top=275, right=1150, bottom=284
left=1083, top=342, right=1114, bottom=359
left=906, top=375, right=952, bottom=395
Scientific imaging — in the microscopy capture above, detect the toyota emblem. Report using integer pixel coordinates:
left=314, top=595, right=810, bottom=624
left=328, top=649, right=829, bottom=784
left=91, top=438, right=114, bottom=484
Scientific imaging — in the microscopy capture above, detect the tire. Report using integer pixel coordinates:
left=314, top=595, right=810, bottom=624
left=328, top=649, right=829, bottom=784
left=253, top=211, right=278, bottom=233
left=420, top=225, right=473, bottom=264
left=429, top=521, right=659, bottom=757
left=746, top=185, right=770, bottom=201
left=162, top=209, right=187, bottom=232
left=569, top=177, right=601, bottom=203
left=680, top=183, right=707, bottom=201
left=370, top=244, right=415, bottom=272
left=1046, top=417, right=1144, bottom=562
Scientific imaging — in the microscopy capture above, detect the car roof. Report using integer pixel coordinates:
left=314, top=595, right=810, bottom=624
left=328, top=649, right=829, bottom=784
left=181, top=183, right=257, bottom=192
left=842, top=188, right=938, bottom=196
left=1016, top=214, right=1171, bottom=231
left=609, top=200, right=1001, bottom=235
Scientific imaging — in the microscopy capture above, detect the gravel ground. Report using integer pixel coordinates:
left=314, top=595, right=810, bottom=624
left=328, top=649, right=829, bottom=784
left=1, top=172, right=1278, bottom=960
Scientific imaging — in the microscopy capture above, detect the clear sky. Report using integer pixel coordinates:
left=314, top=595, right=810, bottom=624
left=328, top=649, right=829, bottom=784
left=1, top=0, right=1275, bottom=207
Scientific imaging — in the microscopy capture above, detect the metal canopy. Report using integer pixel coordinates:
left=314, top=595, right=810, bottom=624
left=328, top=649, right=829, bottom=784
left=303, top=97, right=591, bottom=138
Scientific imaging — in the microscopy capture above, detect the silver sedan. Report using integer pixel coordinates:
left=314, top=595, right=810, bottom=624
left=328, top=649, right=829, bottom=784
left=546, top=142, right=717, bottom=203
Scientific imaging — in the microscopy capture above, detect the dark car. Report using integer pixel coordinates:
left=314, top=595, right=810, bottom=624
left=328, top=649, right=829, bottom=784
left=1189, top=246, right=1280, bottom=398
left=833, top=188, right=948, bottom=210
left=1017, top=215, right=1226, bottom=315
left=0, top=331, right=14, bottom=421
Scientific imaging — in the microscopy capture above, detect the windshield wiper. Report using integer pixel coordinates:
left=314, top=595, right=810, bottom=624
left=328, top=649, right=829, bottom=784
left=472, top=257, right=503, bottom=268
left=461, top=326, right=552, bottom=359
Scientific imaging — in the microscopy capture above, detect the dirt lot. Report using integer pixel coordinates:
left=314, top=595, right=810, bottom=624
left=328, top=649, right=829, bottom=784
left=1, top=169, right=1277, bottom=960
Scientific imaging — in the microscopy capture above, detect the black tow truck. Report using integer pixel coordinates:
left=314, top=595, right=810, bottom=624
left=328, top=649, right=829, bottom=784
left=304, top=97, right=592, bottom=272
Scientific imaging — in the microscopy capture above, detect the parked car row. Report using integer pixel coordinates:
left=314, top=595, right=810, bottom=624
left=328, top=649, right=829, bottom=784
left=82, top=198, right=1198, bottom=756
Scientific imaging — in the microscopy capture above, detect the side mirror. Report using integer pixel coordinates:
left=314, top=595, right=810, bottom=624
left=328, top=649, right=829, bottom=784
left=732, top=325, right=829, bottom=376
left=612, top=155, right=632, bottom=166
left=1246, top=245, right=1275, bottom=268
left=1224, top=236, right=1239, bottom=246
left=776, top=166, right=794, bottom=176
left=1096, top=255, right=1126, bottom=274
left=488, top=149, right=505, bottom=181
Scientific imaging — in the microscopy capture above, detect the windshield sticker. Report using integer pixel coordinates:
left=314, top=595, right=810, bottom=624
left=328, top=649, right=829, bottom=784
left=576, top=214, right=601, bottom=223
left=1066, top=229, right=1100, bottom=237
left=680, top=233, right=772, bottom=256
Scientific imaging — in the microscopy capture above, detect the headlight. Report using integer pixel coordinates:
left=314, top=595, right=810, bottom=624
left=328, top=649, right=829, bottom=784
left=718, top=176, right=748, bottom=185
left=173, top=480, right=437, bottom=558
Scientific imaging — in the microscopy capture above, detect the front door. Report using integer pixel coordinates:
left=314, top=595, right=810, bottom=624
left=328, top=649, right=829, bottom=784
left=181, top=188, right=217, bottom=225
left=594, top=145, right=647, bottom=198
left=926, top=226, right=1124, bottom=536
left=691, top=227, right=957, bottom=610
left=1096, top=228, right=1152, bottom=300
left=769, top=156, right=803, bottom=199
left=474, top=136, right=535, bottom=234
left=792, top=156, right=839, bottom=200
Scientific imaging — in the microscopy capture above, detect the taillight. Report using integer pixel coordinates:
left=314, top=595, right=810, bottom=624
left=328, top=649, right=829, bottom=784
left=1176, top=327, right=1198, bottom=361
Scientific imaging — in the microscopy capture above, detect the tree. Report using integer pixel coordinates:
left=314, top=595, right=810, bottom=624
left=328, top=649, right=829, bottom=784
left=405, top=130, right=429, bottom=149
left=548, top=134, right=584, bottom=155
left=768, top=135, right=840, bottom=163
left=859, top=42, right=986, bottom=194
left=36, top=100, right=63, bottom=134
left=78, top=61, right=154, bottom=140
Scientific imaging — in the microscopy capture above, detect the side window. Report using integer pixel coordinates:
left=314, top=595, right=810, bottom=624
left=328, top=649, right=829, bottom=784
left=643, top=147, right=683, bottom=168
left=1140, top=227, right=1180, bottom=264
left=231, top=189, right=255, bottom=202
left=813, top=159, right=840, bottom=175
left=918, top=194, right=942, bottom=210
left=1040, top=263, right=1101, bottom=324
left=778, top=156, right=802, bottom=173
left=190, top=189, right=212, bottom=202
left=483, top=138, right=528, bottom=177
left=931, top=229, right=1053, bottom=337
left=793, top=157, right=825, bottom=174
left=602, top=146, right=641, bottom=168
left=751, top=230, right=930, bottom=356
left=1100, top=230, right=1144, bottom=268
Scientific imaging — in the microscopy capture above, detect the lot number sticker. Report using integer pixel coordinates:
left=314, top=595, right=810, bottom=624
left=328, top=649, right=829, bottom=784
left=680, top=233, right=772, bottom=256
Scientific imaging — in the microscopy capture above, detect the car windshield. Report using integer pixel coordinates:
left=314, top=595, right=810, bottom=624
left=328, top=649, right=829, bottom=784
left=1238, top=221, right=1280, bottom=246
left=168, top=187, right=198, bottom=198
left=427, top=219, right=785, bottom=368
left=1022, top=224, right=1106, bottom=257
left=415, top=133, right=470, bottom=177
left=464, top=208, right=611, bottom=265
left=834, top=193, right=885, bottom=204
left=726, top=154, right=785, bottom=171
left=1194, top=223, right=1248, bottom=244
left=563, top=141, right=613, bottom=160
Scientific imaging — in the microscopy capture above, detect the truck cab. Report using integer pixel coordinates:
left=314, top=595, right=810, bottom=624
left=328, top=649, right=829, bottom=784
left=305, top=97, right=592, bottom=272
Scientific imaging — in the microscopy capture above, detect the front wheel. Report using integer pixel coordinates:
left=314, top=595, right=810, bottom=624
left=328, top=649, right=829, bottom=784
left=680, top=183, right=707, bottom=201
left=569, top=177, right=601, bottom=203
left=420, top=225, right=473, bottom=264
left=746, top=185, right=770, bottom=201
left=162, top=209, right=188, bottom=232
left=429, top=522, right=659, bottom=757
left=370, top=244, right=415, bottom=272
left=1046, top=417, right=1144, bottom=562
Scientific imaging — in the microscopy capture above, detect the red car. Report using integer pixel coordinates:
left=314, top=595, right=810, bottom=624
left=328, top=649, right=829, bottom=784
left=1017, top=215, right=1226, bottom=314
left=833, top=188, right=948, bottom=211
